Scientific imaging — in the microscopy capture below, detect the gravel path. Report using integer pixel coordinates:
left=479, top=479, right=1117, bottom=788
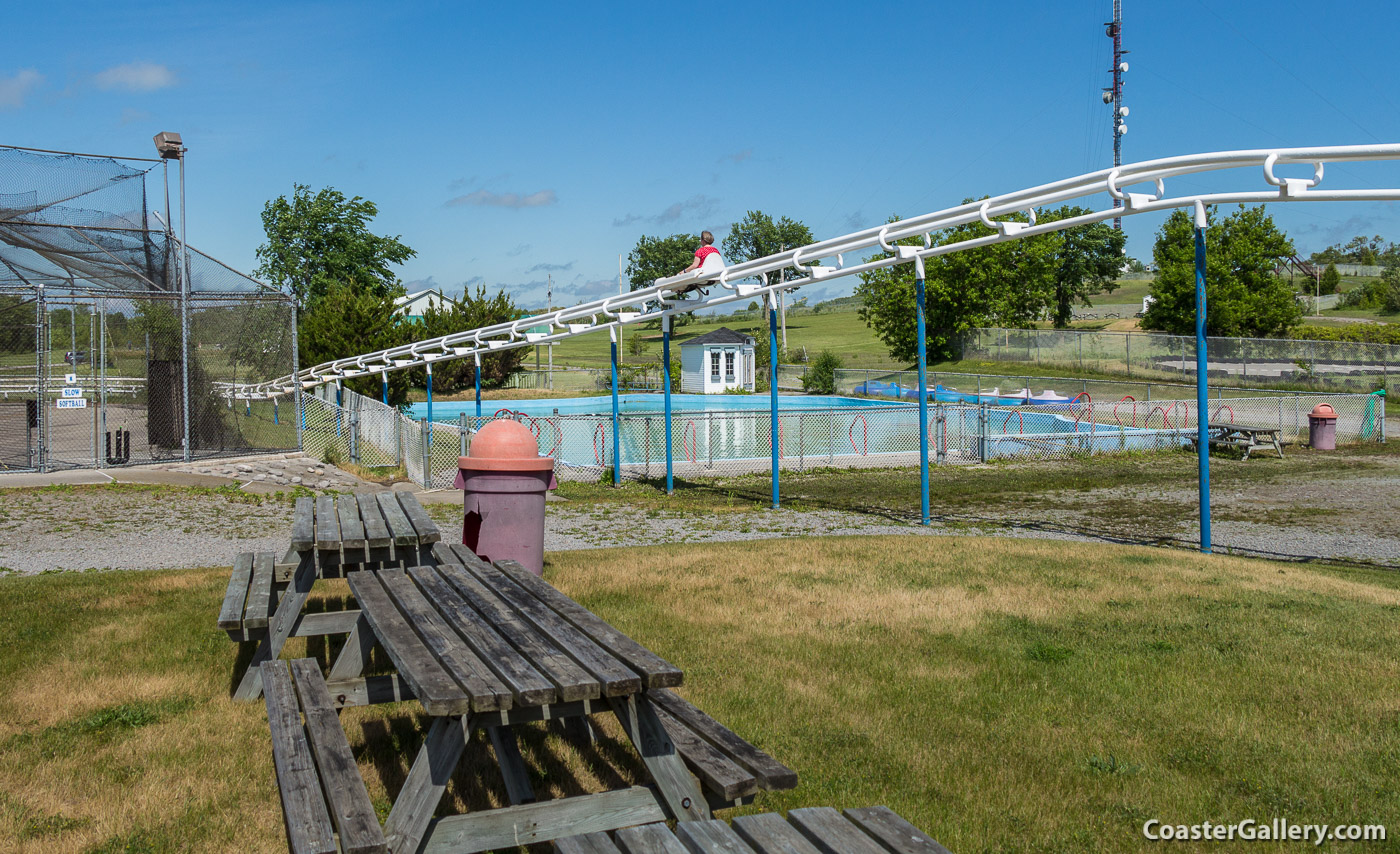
left=3, top=453, right=1398, bottom=574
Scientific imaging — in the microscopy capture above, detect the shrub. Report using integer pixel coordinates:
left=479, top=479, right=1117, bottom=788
left=801, top=349, right=844, bottom=394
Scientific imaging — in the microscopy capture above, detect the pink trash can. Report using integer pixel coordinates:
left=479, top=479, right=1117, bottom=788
left=1308, top=403, right=1338, bottom=450
left=453, top=419, right=556, bottom=575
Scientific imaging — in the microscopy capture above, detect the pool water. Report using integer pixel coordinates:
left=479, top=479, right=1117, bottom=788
left=406, top=394, right=906, bottom=420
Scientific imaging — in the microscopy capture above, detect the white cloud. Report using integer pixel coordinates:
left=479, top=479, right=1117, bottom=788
left=526, top=261, right=574, bottom=273
left=446, top=189, right=557, bottom=209
left=0, top=69, right=42, bottom=109
left=94, top=61, right=177, bottom=93
left=612, top=194, right=721, bottom=228
left=719, top=148, right=753, bottom=164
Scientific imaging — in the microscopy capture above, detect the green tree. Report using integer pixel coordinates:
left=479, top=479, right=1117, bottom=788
left=1141, top=205, right=1302, bottom=337
left=1381, top=264, right=1400, bottom=313
left=625, top=233, right=699, bottom=327
left=801, top=349, right=843, bottom=394
left=297, top=281, right=413, bottom=406
left=255, top=184, right=416, bottom=309
left=856, top=210, right=1057, bottom=362
left=1319, top=263, right=1341, bottom=296
left=413, top=285, right=527, bottom=393
left=1040, top=205, right=1126, bottom=327
left=0, top=295, right=36, bottom=354
left=721, top=211, right=815, bottom=286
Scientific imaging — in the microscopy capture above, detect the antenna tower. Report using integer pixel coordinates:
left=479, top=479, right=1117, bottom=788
left=1104, top=0, right=1128, bottom=229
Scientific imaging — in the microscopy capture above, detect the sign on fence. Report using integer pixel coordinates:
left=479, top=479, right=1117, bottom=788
left=60, top=387, right=83, bottom=398
left=64, top=373, right=77, bottom=384
left=56, top=398, right=87, bottom=409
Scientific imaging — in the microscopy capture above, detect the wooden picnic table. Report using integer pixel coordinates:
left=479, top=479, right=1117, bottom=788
left=276, top=542, right=793, bottom=854
left=1193, top=421, right=1286, bottom=461
left=228, top=492, right=442, bottom=701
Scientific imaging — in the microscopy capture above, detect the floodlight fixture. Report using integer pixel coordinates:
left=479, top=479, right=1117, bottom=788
left=153, top=131, right=184, bottom=160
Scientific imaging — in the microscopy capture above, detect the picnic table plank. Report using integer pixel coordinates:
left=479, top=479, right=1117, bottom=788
left=842, top=807, right=953, bottom=854
left=492, top=555, right=683, bottom=689
left=787, top=808, right=886, bottom=854
left=356, top=493, right=393, bottom=549
left=463, top=558, right=642, bottom=697
left=408, top=565, right=557, bottom=706
left=346, top=571, right=470, bottom=715
left=288, top=659, right=387, bottom=854
left=437, top=562, right=599, bottom=703
left=377, top=568, right=511, bottom=712
left=732, top=814, right=823, bottom=854
left=651, top=704, right=757, bottom=801
left=261, top=661, right=338, bottom=854
left=218, top=552, right=254, bottom=631
left=336, top=496, right=368, bottom=550
left=648, top=689, right=797, bottom=791
left=397, top=492, right=441, bottom=544
left=314, top=495, right=341, bottom=552
left=556, top=833, right=626, bottom=854
left=613, top=824, right=690, bottom=854
left=419, top=786, right=667, bottom=854
left=674, top=820, right=758, bottom=853
left=291, top=497, right=315, bottom=552
left=244, top=551, right=276, bottom=630
left=376, top=492, right=418, bottom=546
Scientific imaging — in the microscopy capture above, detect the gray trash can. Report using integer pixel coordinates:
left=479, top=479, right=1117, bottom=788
left=454, top=419, right=556, bottom=575
left=1308, top=402, right=1337, bottom=450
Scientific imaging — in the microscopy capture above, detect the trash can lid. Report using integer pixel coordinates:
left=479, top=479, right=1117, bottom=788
left=459, top=419, right=555, bottom=471
left=1309, top=403, right=1338, bottom=419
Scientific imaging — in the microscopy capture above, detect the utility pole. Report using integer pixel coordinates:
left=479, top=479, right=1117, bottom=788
left=547, top=273, right=553, bottom=388
left=1104, top=0, right=1128, bottom=230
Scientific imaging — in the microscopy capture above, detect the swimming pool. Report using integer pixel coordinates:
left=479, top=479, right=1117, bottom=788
left=406, top=394, right=907, bottom=420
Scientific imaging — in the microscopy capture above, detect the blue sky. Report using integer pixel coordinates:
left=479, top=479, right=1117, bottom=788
left=7, top=1, right=1400, bottom=310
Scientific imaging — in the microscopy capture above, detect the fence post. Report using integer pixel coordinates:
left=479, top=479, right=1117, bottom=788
left=708, top=412, right=715, bottom=469
left=1125, top=331, right=1131, bottom=377
left=1242, top=338, right=1248, bottom=381
left=644, top=416, right=652, bottom=479
left=798, top=412, right=805, bottom=471
left=35, top=285, right=46, bottom=473
left=978, top=403, right=987, bottom=463
left=421, top=418, right=432, bottom=489
left=459, top=412, right=467, bottom=457
left=349, top=410, right=359, bottom=464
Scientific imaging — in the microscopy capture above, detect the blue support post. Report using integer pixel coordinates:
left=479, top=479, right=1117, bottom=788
left=245, top=398, right=251, bottom=417
left=381, top=371, right=388, bottom=406
left=769, top=296, right=780, bottom=509
left=273, top=399, right=279, bottom=425
left=335, top=380, right=342, bottom=438
left=915, top=260, right=931, bottom=526
left=611, top=332, right=621, bottom=485
left=663, top=316, right=673, bottom=494
left=1194, top=201, right=1212, bottom=554
left=426, top=361, right=434, bottom=426
left=473, top=353, right=482, bottom=418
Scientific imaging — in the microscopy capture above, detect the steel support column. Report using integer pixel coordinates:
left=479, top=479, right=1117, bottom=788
left=768, top=295, right=780, bottom=510
left=610, top=330, right=621, bottom=485
left=1194, top=201, right=1212, bottom=554
left=915, top=259, right=931, bottom=526
left=662, top=315, right=673, bottom=495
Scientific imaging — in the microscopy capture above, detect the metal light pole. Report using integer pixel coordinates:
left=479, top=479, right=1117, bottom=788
left=914, top=256, right=931, bottom=526
left=154, top=132, right=191, bottom=460
left=1193, top=201, right=1211, bottom=554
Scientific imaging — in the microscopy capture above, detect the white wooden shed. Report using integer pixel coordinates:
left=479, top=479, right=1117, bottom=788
left=679, top=328, right=756, bottom=393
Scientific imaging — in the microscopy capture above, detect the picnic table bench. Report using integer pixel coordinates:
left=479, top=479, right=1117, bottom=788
left=1192, top=422, right=1285, bottom=461
left=225, top=492, right=441, bottom=701
left=555, top=807, right=953, bottom=854
left=260, top=542, right=797, bottom=854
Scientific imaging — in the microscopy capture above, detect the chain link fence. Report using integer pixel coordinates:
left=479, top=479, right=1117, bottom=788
left=959, top=328, right=1396, bottom=392
left=303, top=388, right=1384, bottom=489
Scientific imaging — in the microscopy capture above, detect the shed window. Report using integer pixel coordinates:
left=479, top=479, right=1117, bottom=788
left=710, top=350, right=721, bottom=379
left=724, top=351, right=735, bottom=380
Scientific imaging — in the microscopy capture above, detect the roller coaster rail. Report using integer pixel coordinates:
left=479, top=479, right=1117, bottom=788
left=234, top=144, right=1400, bottom=401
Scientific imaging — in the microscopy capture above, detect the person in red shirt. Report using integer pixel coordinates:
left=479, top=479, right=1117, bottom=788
left=679, top=230, right=721, bottom=275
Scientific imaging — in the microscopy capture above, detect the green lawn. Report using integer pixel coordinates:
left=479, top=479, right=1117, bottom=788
left=1, top=537, right=1397, bottom=852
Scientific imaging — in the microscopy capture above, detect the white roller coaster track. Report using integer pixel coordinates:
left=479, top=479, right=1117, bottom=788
left=237, top=144, right=1400, bottom=400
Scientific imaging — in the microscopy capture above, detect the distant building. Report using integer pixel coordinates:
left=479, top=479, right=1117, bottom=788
left=679, top=327, right=756, bottom=393
left=394, top=288, right=459, bottom=323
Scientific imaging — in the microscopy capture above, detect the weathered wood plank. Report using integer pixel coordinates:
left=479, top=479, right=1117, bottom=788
left=652, top=704, right=756, bottom=801
left=376, top=491, right=418, bottom=546
left=409, top=565, right=557, bottom=706
left=322, top=674, right=414, bottom=708
left=234, top=552, right=317, bottom=701
left=495, top=557, right=683, bottom=689
left=787, top=808, right=886, bottom=854
left=397, top=492, right=441, bottom=544
left=464, top=559, right=641, bottom=696
left=648, top=689, right=797, bottom=791
left=674, top=820, right=758, bottom=854
left=328, top=613, right=375, bottom=681
left=437, top=562, right=599, bottom=703
left=609, top=694, right=708, bottom=823
left=356, top=493, right=392, bottom=549
left=346, top=571, right=470, bottom=716
left=291, top=496, right=315, bottom=552
left=377, top=568, right=511, bottom=712
left=486, top=725, right=537, bottom=806
left=244, top=551, right=276, bottom=630
left=217, top=552, right=254, bottom=631
left=842, top=807, right=952, bottom=854
left=260, top=660, right=337, bottom=854
left=556, top=832, right=626, bottom=854
left=384, top=715, right=471, bottom=854
left=292, top=609, right=363, bottom=638
left=276, top=544, right=301, bottom=582
left=613, top=823, right=691, bottom=854
left=731, top=814, right=822, bottom=854
left=419, top=786, right=667, bottom=854
left=288, top=659, right=387, bottom=854
left=314, top=495, right=341, bottom=552
left=336, top=495, right=368, bottom=550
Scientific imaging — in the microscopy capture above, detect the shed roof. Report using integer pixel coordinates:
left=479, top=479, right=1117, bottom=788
left=679, top=327, right=753, bottom=347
